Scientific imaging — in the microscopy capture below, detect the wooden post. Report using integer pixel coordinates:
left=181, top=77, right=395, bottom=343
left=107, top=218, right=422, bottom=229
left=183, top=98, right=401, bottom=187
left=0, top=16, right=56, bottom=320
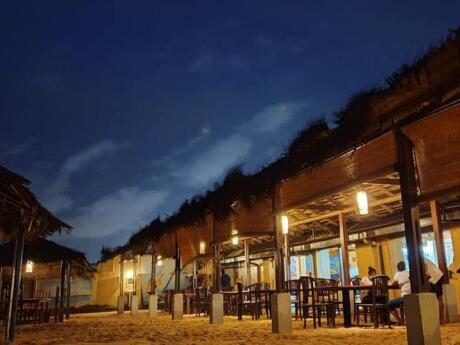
left=311, top=251, right=318, bottom=277
left=175, top=231, right=181, bottom=292
left=284, top=233, right=290, bottom=281
left=151, top=244, right=156, bottom=295
left=430, top=200, right=449, bottom=283
left=120, top=259, right=124, bottom=294
left=59, top=261, right=66, bottom=322
left=4, top=216, right=31, bottom=343
left=213, top=243, right=221, bottom=293
left=244, top=239, right=251, bottom=286
left=396, top=129, right=427, bottom=293
left=0, top=266, right=3, bottom=304
left=65, top=262, right=71, bottom=319
left=272, top=185, right=285, bottom=293
left=133, top=256, right=137, bottom=296
left=339, top=212, right=350, bottom=285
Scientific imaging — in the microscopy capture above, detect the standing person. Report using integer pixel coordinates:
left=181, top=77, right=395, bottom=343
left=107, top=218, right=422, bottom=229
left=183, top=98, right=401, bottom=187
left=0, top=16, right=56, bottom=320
left=220, top=269, right=231, bottom=291
left=389, top=261, right=411, bottom=325
left=425, top=258, right=445, bottom=323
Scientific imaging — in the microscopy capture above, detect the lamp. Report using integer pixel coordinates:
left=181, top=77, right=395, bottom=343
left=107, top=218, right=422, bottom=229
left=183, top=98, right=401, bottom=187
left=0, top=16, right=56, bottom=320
left=199, top=241, right=206, bottom=255
left=157, top=255, right=163, bottom=266
left=281, top=215, right=289, bottom=234
left=25, top=260, right=33, bottom=273
left=125, top=270, right=134, bottom=280
left=231, top=229, right=239, bottom=245
left=356, top=191, right=369, bottom=215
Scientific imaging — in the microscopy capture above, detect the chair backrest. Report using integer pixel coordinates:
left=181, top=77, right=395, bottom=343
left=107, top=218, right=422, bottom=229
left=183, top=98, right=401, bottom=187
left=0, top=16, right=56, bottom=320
left=315, top=278, right=334, bottom=302
left=284, top=279, right=300, bottom=295
left=351, top=276, right=361, bottom=286
left=299, top=276, right=315, bottom=304
left=36, top=290, right=51, bottom=299
left=371, top=275, right=390, bottom=303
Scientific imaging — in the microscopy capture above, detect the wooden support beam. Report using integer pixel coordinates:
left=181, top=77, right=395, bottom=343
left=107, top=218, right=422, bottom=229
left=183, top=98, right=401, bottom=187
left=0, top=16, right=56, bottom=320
left=339, top=212, right=350, bottom=285
left=213, top=243, right=222, bottom=292
left=244, top=239, right=251, bottom=286
left=284, top=233, right=290, bottom=281
left=396, top=129, right=427, bottom=293
left=59, top=260, right=66, bottom=322
left=430, top=200, right=449, bottom=283
left=272, top=187, right=285, bottom=292
left=119, top=259, right=124, bottom=295
left=174, top=231, right=181, bottom=292
left=290, top=194, right=401, bottom=227
left=151, top=244, right=156, bottom=295
left=5, top=217, right=31, bottom=342
left=65, top=262, right=71, bottom=320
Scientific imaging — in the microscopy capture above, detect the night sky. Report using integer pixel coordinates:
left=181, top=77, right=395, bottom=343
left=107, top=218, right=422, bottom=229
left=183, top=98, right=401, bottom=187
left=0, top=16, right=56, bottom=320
left=1, top=1, right=459, bottom=262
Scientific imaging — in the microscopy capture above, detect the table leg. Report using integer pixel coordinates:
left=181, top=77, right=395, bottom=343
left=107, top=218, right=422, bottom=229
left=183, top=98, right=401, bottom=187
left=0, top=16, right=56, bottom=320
left=343, top=289, right=352, bottom=328
left=186, top=296, right=191, bottom=314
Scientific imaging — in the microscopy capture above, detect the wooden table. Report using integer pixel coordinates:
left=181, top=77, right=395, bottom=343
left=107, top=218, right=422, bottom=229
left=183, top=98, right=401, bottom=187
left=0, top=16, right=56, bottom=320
left=335, top=285, right=398, bottom=328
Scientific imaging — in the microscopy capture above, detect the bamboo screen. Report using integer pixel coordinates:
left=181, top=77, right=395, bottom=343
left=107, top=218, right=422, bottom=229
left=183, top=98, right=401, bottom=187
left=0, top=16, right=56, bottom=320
left=404, top=102, right=460, bottom=198
left=177, top=215, right=213, bottom=263
left=233, top=198, right=273, bottom=236
left=279, top=131, right=397, bottom=210
left=155, top=231, right=176, bottom=259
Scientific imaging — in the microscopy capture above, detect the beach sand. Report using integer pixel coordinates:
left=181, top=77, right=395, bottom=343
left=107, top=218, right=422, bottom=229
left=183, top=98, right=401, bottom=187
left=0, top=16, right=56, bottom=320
left=2, top=312, right=460, bottom=345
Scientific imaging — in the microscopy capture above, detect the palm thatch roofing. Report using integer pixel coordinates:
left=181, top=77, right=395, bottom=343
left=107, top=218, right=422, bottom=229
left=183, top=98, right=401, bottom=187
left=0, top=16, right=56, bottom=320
left=0, top=238, right=93, bottom=274
left=0, top=165, right=72, bottom=241
left=101, top=28, right=460, bottom=261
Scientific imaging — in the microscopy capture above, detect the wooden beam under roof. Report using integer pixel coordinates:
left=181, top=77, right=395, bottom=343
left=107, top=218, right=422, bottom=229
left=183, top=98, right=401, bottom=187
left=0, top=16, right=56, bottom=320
left=364, top=177, right=400, bottom=185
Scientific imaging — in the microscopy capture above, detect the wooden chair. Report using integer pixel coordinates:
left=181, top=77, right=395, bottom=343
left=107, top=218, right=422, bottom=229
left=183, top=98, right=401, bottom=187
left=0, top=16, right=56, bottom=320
left=284, top=279, right=301, bottom=319
left=194, top=287, right=208, bottom=317
left=299, top=276, right=335, bottom=329
left=356, top=275, right=391, bottom=328
left=237, top=282, right=256, bottom=320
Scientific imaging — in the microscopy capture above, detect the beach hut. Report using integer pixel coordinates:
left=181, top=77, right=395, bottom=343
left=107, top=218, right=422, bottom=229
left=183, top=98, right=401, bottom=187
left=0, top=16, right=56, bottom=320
left=0, top=166, right=71, bottom=342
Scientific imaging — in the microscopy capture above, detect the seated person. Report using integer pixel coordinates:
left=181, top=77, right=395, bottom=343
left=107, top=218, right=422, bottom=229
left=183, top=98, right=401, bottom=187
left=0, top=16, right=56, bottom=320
left=388, top=261, right=411, bottom=325
left=360, top=266, right=377, bottom=303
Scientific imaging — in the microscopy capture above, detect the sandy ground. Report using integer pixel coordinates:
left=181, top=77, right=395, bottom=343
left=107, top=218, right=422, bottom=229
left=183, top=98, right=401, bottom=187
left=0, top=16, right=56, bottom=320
left=2, top=311, right=460, bottom=345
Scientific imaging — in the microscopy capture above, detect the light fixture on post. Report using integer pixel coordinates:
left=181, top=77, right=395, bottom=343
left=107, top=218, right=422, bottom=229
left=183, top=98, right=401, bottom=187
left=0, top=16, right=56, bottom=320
left=25, top=260, right=33, bottom=273
left=356, top=191, right=369, bottom=215
left=157, top=255, right=163, bottom=267
left=199, top=241, right=206, bottom=255
left=281, top=215, right=289, bottom=234
left=231, top=229, right=239, bottom=246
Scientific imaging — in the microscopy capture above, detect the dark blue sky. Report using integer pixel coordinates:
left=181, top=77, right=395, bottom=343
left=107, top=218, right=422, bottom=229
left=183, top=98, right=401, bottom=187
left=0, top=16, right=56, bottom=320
left=1, top=1, right=459, bottom=262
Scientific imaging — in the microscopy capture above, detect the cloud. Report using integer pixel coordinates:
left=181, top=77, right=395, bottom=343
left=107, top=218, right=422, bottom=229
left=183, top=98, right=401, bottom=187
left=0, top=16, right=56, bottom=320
left=2, top=140, right=33, bottom=158
left=42, top=140, right=119, bottom=213
left=243, top=101, right=307, bottom=134
left=68, top=187, right=168, bottom=238
left=201, top=127, right=211, bottom=135
left=174, top=134, right=251, bottom=187
left=152, top=101, right=305, bottom=188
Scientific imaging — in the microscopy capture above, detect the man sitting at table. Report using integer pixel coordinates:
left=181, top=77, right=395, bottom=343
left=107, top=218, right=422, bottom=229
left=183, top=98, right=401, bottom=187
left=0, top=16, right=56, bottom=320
left=389, top=261, right=411, bottom=325
left=221, top=269, right=232, bottom=291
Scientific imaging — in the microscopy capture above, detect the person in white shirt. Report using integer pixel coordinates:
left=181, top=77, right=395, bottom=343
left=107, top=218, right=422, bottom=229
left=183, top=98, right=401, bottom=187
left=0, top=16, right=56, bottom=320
left=425, top=258, right=445, bottom=323
left=389, top=261, right=411, bottom=325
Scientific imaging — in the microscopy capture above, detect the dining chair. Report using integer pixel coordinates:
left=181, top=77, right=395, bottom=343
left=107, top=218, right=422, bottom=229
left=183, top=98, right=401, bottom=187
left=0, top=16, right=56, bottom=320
left=284, top=279, right=301, bottom=319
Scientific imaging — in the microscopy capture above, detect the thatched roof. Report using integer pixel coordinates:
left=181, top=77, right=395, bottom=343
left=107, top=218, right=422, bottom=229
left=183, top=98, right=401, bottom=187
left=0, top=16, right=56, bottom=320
left=0, top=237, right=93, bottom=273
left=102, top=28, right=460, bottom=261
left=0, top=165, right=72, bottom=241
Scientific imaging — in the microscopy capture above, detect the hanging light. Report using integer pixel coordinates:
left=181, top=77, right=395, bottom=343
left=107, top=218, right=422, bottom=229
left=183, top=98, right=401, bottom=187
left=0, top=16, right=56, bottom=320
left=356, top=191, right=369, bottom=215
left=281, top=215, right=289, bottom=234
left=231, top=229, right=239, bottom=246
left=156, top=255, right=163, bottom=267
left=199, top=241, right=206, bottom=255
left=25, top=260, right=33, bottom=273
left=125, top=270, right=134, bottom=280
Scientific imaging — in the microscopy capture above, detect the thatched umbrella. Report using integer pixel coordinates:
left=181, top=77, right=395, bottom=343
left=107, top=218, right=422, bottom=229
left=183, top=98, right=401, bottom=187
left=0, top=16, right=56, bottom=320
left=0, top=165, right=72, bottom=342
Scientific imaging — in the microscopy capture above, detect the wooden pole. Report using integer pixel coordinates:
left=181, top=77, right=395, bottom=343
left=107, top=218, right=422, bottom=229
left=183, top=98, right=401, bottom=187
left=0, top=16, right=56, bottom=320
left=430, top=200, right=449, bottom=283
left=151, top=244, right=156, bottom=295
left=213, top=243, right=221, bottom=293
left=339, top=212, right=350, bottom=285
left=311, top=250, right=318, bottom=277
left=0, top=266, right=3, bottom=305
left=244, top=239, right=251, bottom=286
left=272, top=186, right=285, bottom=293
left=284, top=233, right=290, bottom=281
left=65, top=262, right=71, bottom=319
left=5, top=216, right=30, bottom=342
left=120, top=259, right=124, bottom=295
left=396, top=129, right=427, bottom=293
left=59, top=261, right=66, bottom=322
left=133, top=256, right=137, bottom=296
left=174, top=231, right=181, bottom=292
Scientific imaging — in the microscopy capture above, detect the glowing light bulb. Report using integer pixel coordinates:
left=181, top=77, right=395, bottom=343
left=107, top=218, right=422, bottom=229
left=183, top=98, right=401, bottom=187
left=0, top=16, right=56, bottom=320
left=356, top=191, right=369, bottom=215
left=281, top=215, right=289, bottom=234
